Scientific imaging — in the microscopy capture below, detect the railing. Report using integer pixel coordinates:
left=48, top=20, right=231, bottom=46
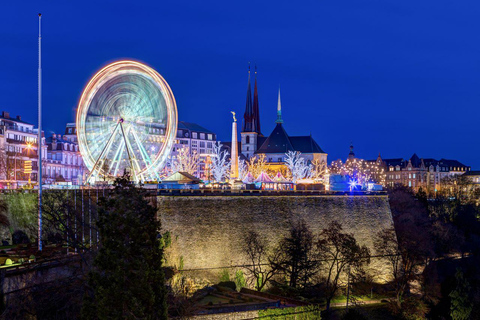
left=4, top=125, right=34, bottom=134
left=156, top=188, right=388, bottom=197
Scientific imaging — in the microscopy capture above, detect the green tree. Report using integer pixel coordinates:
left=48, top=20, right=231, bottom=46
left=449, top=269, right=472, bottom=320
left=82, top=175, right=167, bottom=320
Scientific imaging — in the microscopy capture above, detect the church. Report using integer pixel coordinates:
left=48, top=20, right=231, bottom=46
left=238, top=68, right=327, bottom=166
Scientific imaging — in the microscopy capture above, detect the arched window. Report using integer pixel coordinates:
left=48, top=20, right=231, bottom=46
left=246, top=136, right=250, bottom=144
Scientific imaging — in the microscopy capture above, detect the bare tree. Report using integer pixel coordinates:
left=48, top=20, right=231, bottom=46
left=210, top=142, right=230, bottom=182
left=308, top=158, right=327, bottom=182
left=171, top=147, right=200, bottom=176
left=245, top=154, right=268, bottom=178
left=317, top=221, right=370, bottom=311
left=374, top=227, right=403, bottom=303
left=285, top=151, right=310, bottom=183
left=242, top=230, right=281, bottom=291
left=271, top=220, right=319, bottom=289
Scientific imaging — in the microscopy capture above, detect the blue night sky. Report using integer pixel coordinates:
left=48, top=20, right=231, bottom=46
left=2, top=1, right=480, bottom=168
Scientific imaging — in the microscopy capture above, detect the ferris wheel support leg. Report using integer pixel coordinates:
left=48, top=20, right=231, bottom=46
left=130, top=127, right=154, bottom=180
left=113, top=142, right=126, bottom=177
left=86, top=122, right=120, bottom=184
left=119, top=122, right=138, bottom=182
left=124, top=127, right=144, bottom=179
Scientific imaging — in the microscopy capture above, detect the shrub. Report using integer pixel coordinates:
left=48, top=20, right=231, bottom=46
left=4, top=258, right=13, bottom=266
left=219, top=269, right=230, bottom=282
left=234, top=270, right=246, bottom=291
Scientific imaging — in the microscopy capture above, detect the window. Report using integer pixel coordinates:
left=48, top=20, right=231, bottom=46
left=413, top=173, right=416, bottom=178
left=200, top=133, right=205, bottom=140
left=207, top=134, right=212, bottom=140
left=191, top=141, right=198, bottom=148
left=278, top=157, right=282, bottom=162
left=192, top=132, right=197, bottom=139
left=246, top=146, right=249, bottom=151
left=200, top=141, right=205, bottom=148
left=409, top=181, right=411, bottom=187
left=207, top=142, right=212, bottom=148
left=246, top=136, right=250, bottom=144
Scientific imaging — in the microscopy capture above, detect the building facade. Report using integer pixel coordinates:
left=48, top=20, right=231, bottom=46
left=44, top=129, right=85, bottom=185
left=169, top=121, right=217, bottom=178
left=375, top=153, right=470, bottom=193
left=0, top=111, right=46, bottom=188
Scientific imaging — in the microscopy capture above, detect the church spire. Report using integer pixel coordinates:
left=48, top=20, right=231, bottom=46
left=276, top=87, right=283, bottom=124
left=252, top=65, right=261, bottom=134
left=242, top=64, right=254, bottom=133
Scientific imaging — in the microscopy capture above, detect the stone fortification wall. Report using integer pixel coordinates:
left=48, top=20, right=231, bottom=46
left=159, top=194, right=394, bottom=283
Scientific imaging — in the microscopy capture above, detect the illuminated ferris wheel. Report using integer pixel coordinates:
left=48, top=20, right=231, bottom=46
left=76, top=60, right=178, bottom=183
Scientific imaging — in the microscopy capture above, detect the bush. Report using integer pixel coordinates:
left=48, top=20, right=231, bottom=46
left=4, top=258, right=13, bottom=266
left=219, top=269, right=230, bottom=282
left=12, top=230, right=29, bottom=245
left=234, top=270, right=246, bottom=291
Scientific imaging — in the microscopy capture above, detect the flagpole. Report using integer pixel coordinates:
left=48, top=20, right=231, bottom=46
left=38, top=13, right=43, bottom=251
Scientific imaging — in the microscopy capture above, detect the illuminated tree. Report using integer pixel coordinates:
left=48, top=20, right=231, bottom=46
left=210, top=142, right=230, bottom=182
left=308, top=159, right=327, bottom=183
left=171, top=147, right=199, bottom=176
left=285, top=151, right=310, bottom=183
left=246, top=154, right=267, bottom=178
left=330, top=158, right=385, bottom=186
left=238, top=159, right=248, bottom=180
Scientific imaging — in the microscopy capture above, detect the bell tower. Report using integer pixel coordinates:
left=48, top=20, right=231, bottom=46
left=241, top=65, right=262, bottom=159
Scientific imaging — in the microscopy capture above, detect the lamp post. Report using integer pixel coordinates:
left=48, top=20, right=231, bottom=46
left=37, top=13, right=43, bottom=251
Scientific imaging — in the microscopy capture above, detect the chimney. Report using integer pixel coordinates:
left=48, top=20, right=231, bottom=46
left=16, top=115, right=21, bottom=121
left=2, top=111, right=9, bottom=119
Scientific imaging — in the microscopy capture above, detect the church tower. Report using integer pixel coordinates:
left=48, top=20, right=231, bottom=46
left=241, top=66, right=262, bottom=159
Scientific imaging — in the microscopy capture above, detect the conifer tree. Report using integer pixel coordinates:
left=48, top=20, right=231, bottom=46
left=82, top=175, right=167, bottom=320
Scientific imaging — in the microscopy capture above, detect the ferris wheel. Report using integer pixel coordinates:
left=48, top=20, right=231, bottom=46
left=76, top=60, right=177, bottom=183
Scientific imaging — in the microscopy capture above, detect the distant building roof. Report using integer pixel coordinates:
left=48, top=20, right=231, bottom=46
left=178, top=121, right=214, bottom=134
left=409, top=153, right=422, bottom=167
left=162, top=171, right=201, bottom=184
left=0, top=111, right=33, bottom=126
left=256, top=123, right=295, bottom=154
left=290, top=136, right=325, bottom=154
left=382, top=158, right=405, bottom=167
left=464, top=170, right=480, bottom=176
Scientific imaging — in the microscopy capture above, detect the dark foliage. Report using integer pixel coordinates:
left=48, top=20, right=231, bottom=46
left=82, top=175, right=167, bottom=320
left=271, top=220, right=319, bottom=289
left=12, top=229, right=29, bottom=244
